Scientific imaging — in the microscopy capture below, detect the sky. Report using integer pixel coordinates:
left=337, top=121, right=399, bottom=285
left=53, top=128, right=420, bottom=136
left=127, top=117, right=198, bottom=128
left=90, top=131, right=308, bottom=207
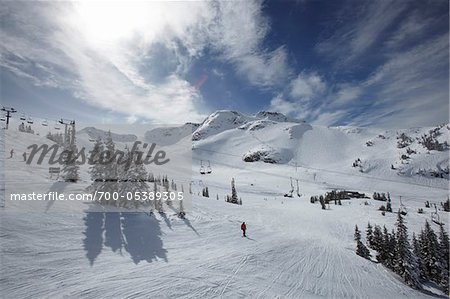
left=0, top=0, right=448, bottom=128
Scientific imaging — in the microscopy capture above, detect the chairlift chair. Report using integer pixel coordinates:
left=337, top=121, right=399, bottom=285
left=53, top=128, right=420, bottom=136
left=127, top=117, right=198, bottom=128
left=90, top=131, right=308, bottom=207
left=27, top=117, right=33, bottom=124
left=0, top=116, right=5, bottom=122
left=42, top=119, right=48, bottom=127
left=199, top=160, right=206, bottom=175
left=54, top=121, right=61, bottom=130
left=399, top=196, right=407, bottom=215
left=206, top=160, right=212, bottom=174
left=20, top=113, right=26, bottom=121
left=284, top=177, right=294, bottom=197
left=431, top=204, right=444, bottom=225
left=296, top=179, right=301, bottom=197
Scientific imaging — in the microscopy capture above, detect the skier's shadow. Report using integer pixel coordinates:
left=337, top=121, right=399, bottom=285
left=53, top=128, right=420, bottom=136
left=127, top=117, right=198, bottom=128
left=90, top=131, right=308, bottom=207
left=245, top=236, right=256, bottom=241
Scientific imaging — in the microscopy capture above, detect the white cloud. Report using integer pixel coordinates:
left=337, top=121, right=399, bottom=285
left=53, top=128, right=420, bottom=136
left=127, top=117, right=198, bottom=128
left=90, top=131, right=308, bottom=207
left=1, top=0, right=289, bottom=123
left=289, top=72, right=326, bottom=102
left=268, top=95, right=307, bottom=120
left=332, top=85, right=363, bottom=107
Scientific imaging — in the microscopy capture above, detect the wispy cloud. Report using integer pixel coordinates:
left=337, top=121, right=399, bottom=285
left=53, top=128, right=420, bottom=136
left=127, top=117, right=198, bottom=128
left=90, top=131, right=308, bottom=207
left=210, top=1, right=291, bottom=87
left=316, top=0, right=407, bottom=65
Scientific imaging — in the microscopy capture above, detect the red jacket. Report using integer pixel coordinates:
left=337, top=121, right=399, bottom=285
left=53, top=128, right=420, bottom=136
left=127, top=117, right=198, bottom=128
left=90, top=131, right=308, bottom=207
left=241, top=223, right=246, bottom=231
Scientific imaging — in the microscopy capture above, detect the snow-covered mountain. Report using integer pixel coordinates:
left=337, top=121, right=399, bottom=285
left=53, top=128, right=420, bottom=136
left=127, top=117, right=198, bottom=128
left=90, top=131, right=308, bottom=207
left=192, top=110, right=449, bottom=185
left=145, top=123, right=199, bottom=146
left=1, top=111, right=449, bottom=298
left=79, top=126, right=138, bottom=143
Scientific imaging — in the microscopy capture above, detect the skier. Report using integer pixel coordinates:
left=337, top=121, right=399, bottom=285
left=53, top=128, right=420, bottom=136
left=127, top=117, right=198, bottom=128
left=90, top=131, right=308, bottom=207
left=9, top=149, right=14, bottom=158
left=241, top=222, right=247, bottom=237
left=23, top=152, right=27, bottom=162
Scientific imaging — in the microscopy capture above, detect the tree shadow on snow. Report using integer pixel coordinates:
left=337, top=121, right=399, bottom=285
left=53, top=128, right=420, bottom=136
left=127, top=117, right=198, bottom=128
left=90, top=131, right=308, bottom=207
left=104, top=212, right=123, bottom=253
left=182, top=217, right=200, bottom=236
left=121, top=212, right=168, bottom=264
left=82, top=211, right=167, bottom=265
left=82, top=212, right=105, bottom=266
left=158, top=211, right=173, bottom=230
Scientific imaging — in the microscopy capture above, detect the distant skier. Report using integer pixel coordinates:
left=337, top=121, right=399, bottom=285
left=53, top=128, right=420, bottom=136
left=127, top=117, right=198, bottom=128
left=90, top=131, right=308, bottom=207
left=9, top=149, right=14, bottom=158
left=23, top=152, right=27, bottom=162
left=241, top=222, right=247, bottom=237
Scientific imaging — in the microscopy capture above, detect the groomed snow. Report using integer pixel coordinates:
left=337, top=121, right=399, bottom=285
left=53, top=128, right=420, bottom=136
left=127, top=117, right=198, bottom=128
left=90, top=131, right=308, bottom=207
left=1, top=114, right=448, bottom=298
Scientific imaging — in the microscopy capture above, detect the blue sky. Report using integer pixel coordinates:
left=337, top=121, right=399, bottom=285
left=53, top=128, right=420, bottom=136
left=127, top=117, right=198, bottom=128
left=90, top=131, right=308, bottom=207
left=1, top=0, right=448, bottom=127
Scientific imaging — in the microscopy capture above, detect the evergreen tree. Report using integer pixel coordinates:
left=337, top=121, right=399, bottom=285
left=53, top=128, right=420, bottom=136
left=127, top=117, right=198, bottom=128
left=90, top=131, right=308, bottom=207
left=366, top=222, right=374, bottom=247
left=419, top=220, right=440, bottom=282
left=103, top=131, right=118, bottom=205
left=438, top=224, right=450, bottom=292
left=319, top=195, right=326, bottom=210
left=117, top=146, right=149, bottom=208
left=386, top=198, right=392, bottom=212
left=231, top=178, right=238, bottom=204
left=377, top=226, right=390, bottom=265
left=371, top=225, right=383, bottom=251
left=394, top=211, right=421, bottom=289
left=412, top=232, right=427, bottom=281
left=153, top=181, right=163, bottom=212
left=355, top=225, right=371, bottom=259
left=86, top=139, right=105, bottom=199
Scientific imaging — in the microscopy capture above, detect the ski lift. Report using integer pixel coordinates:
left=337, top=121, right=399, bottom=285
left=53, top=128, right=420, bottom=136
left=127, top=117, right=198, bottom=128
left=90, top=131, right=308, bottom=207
left=284, top=177, right=294, bottom=197
left=206, top=160, right=212, bottom=174
left=431, top=204, right=444, bottom=226
left=89, top=138, right=96, bottom=142
left=20, top=113, right=26, bottom=121
left=199, top=160, right=205, bottom=175
left=54, top=121, right=61, bottom=130
left=0, top=116, right=5, bottom=122
left=27, top=117, right=33, bottom=124
left=42, top=119, right=48, bottom=127
left=399, top=196, right=407, bottom=215
left=296, top=179, right=301, bottom=197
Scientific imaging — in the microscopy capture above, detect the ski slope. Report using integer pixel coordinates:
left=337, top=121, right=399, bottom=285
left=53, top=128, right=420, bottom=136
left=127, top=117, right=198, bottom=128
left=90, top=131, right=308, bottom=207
left=1, top=112, right=449, bottom=298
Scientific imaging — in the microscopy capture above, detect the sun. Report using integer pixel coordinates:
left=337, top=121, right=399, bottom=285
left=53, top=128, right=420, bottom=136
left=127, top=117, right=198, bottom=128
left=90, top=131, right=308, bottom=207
left=71, top=1, right=157, bottom=47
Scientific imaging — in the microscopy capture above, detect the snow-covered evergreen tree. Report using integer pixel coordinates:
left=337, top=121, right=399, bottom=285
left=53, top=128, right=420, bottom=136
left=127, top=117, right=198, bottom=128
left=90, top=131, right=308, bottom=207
left=394, top=211, right=421, bottom=289
left=419, top=221, right=439, bottom=282
left=438, top=224, right=449, bottom=292
left=366, top=222, right=373, bottom=247
left=116, top=146, right=148, bottom=208
left=231, top=178, right=238, bottom=204
left=86, top=138, right=105, bottom=199
left=371, top=225, right=383, bottom=252
left=386, top=198, right=392, bottom=212
left=103, top=131, right=118, bottom=205
left=355, top=225, right=371, bottom=259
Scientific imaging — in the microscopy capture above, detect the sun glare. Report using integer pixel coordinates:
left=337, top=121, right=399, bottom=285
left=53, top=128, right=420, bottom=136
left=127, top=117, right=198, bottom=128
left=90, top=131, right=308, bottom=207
left=72, top=1, right=157, bottom=47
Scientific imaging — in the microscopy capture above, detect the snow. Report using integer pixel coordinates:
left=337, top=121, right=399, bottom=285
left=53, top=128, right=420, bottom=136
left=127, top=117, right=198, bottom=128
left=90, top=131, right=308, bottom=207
left=1, top=113, right=449, bottom=298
